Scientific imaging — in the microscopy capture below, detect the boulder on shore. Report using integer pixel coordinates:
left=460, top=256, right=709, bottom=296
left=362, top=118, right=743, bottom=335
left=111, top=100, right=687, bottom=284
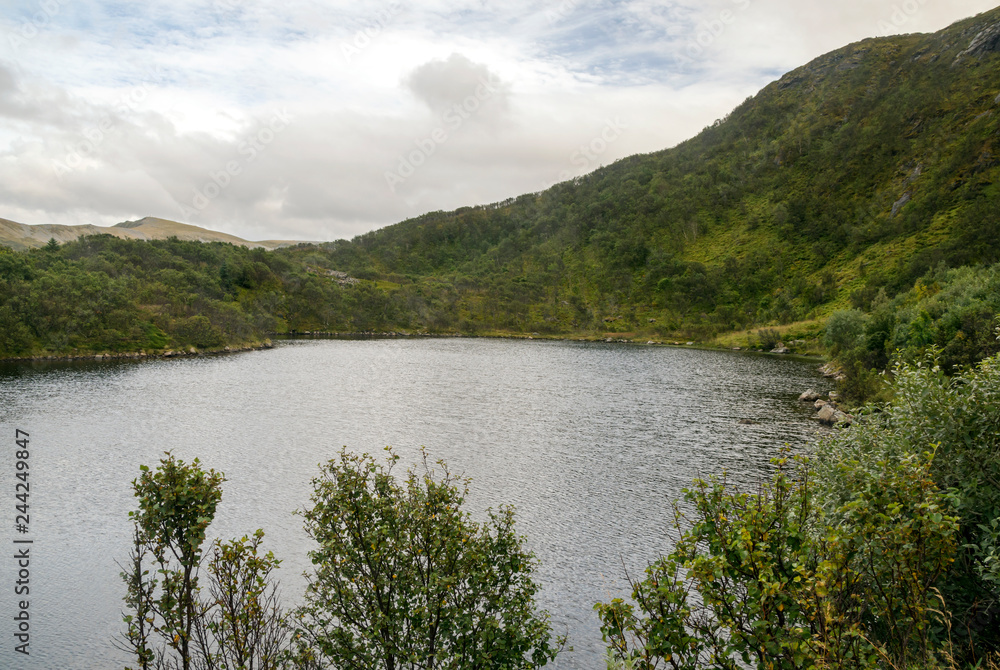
left=799, top=389, right=822, bottom=402
left=817, top=404, right=853, bottom=427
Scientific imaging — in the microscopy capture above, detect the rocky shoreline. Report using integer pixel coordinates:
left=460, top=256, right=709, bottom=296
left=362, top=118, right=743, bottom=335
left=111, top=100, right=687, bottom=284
left=799, top=386, right=853, bottom=427
left=2, top=340, right=275, bottom=363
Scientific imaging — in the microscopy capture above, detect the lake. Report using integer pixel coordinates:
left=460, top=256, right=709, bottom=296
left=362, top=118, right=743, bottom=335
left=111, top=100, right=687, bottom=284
left=0, top=338, right=830, bottom=669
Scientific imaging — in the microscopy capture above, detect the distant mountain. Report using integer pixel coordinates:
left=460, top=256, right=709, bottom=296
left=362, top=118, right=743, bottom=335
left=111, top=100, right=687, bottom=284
left=0, top=216, right=305, bottom=251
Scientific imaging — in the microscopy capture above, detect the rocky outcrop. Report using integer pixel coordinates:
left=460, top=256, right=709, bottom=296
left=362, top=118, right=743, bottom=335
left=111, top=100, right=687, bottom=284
left=819, top=362, right=847, bottom=382
left=954, top=21, right=1000, bottom=65
left=891, top=192, right=912, bottom=217
left=801, top=388, right=853, bottom=427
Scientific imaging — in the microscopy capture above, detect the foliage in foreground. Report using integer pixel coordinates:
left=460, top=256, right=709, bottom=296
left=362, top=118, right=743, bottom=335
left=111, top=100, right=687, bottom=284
left=597, top=355, right=1000, bottom=669
left=120, top=449, right=560, bottom=670
left=815, top=356, right=1000, bottom=657
left=596, top=454, right=957, bottom=669
left=120, top=453, right=290, bottom=670
left=292, top=448, right=562, bottom=669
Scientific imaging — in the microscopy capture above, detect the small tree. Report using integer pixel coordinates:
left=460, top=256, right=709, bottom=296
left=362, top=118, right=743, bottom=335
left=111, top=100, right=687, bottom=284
left=123, top=453, right=225, bottom=670
left=194, top=530, right=289, bottom=670
left=120, top=453, right=291, bottom=670
left=293, top=448, right=563, bottom=669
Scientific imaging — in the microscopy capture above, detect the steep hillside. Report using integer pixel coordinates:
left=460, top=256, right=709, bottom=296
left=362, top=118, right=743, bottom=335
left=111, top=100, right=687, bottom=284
left=305, top=8, right=1000, bottom=338
left=0, top=216, right=304, bottom=251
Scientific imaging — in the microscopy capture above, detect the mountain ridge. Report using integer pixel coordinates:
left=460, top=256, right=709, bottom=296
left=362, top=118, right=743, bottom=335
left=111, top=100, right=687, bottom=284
left=0, top=216, right=307, bottom=251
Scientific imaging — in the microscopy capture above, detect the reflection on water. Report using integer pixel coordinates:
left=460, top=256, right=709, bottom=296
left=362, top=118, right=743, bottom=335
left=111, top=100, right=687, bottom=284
left=0, top=339, right=829, bottom=669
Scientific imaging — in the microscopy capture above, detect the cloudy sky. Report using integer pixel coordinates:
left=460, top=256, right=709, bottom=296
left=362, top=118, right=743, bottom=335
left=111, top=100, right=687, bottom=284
left=1, top=0, right=997, bottom=242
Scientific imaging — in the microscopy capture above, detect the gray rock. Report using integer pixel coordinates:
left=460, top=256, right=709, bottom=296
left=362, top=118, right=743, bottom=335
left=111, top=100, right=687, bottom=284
left=818, top=405, right=854, bottom=427
left=891, top=192, right=911, bottom=217
left=817, top=405, right=838, bottom=424
left=815, top=399, right=831, bottom=410
left=954, top=21, right=1000, bottom=64
left=771, top=347, right=791, bottom=354
left=799, top=389, right=822, bottom=402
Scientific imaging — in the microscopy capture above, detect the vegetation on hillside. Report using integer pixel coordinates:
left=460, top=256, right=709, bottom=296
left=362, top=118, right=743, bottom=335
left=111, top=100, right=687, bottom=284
left=0, top=236, right=419, bottom=358
left=307, top=9, right=1000, bottom=339
left=825, top=262, right=1000, bottom=405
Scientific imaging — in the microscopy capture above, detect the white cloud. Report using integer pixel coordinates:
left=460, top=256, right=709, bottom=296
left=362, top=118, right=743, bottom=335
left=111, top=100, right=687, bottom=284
left=0, top=0, right=997, bottom=241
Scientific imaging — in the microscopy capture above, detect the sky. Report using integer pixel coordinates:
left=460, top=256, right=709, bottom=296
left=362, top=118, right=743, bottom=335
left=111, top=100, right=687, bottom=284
left=1, top=0, right=997, bottom=242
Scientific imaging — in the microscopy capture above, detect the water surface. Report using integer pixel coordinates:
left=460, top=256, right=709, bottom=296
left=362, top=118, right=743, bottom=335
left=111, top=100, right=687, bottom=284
left=0, top=338, right=829, bottom=669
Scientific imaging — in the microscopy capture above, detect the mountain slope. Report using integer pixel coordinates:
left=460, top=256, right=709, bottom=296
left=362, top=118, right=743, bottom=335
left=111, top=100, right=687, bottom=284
left=303, top=8, right=1000, bottom=338
left=0, top=216, right=304, bottom=251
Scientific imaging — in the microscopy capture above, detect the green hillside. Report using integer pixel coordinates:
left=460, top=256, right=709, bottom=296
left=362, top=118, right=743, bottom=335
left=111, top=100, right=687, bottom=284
left=310, top=8, right=1000, bottom=338
left=2, top=9, right=1000, bottom=362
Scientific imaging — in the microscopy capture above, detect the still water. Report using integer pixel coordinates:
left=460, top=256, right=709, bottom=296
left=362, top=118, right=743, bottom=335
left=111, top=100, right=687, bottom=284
left=0, top=338, right=829, bottom=669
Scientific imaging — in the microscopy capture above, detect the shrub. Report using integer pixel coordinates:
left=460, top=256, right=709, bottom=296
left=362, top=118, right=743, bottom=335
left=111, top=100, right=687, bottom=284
left=120, top=454, right=290, bottom=670
left=816, top=356, right=1000, bottom=659
left=595, top=452, right=958, bottom=670
left=823, top=309, right=867, bottom=355
left=293, top=448, right=563, bottom=669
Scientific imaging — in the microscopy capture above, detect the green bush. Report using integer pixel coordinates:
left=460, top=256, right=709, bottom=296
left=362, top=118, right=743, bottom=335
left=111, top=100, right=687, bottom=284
left=816, top=356, right=1000, bottom=659
left=598, top=355, right=1000, bottom=667
left=595, top=452, right=957, bottom=670
left=823, top=309, right=866, bottom=355
left=293, top=448, right=563, bottom=669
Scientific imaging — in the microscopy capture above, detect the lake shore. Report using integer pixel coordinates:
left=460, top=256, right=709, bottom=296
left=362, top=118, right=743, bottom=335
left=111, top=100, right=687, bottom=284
left=0, top=328, right=830, bottom=363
